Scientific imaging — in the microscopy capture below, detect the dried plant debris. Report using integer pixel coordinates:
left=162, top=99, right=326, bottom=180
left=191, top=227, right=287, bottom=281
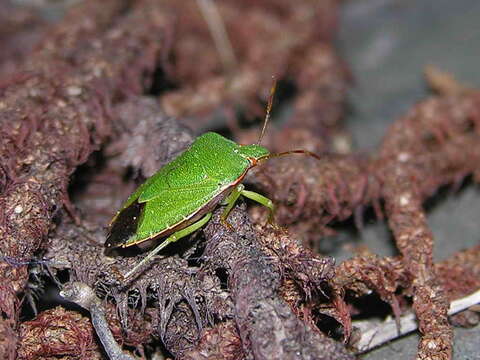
left=353, top=289, right=480, bottom=353
left=72, top=96, right=195, bottom=226
left=109, top=97, right=195, bottom=179
left=1, top=0, right=480, bottom=359
left=0, top=0, right=170, bottom=356
left=45, top=218, right=233, bottom=356
left=247, top=80, right=480, bottom=358
left=202, top=207, right=354, bottom=360
left=436, top=245, right=480, bottom=301
left=18, top=306, right=102, bottom=360
left=182, top=320, right=244, bottom=360
left=60, top=282, right=136, bottom=360
left=344, top=247, right=480, bottom=353
left=0, top=1, right=48, bottom=81
left=44, top=206, right=349, bottom=358
left=248, top=153, right=376, bottom=246
left=374, top=91, right=480, bottom=359
left=160, top=0, right=350, bottom=154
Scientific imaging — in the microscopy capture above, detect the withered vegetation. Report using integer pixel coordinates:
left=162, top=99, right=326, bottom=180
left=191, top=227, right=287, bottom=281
left=0, top=1, right=479, bottom=359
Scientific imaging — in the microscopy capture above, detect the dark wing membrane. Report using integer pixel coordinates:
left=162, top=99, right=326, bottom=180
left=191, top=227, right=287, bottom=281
left=105, top=200, right=145, bottom=250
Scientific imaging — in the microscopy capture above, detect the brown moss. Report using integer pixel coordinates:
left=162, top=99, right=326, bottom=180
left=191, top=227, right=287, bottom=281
left=18, top=307, right=102, bottom=360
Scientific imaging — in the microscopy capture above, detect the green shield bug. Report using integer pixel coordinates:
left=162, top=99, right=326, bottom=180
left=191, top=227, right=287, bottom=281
left=105, top=84, right=320, bottom=279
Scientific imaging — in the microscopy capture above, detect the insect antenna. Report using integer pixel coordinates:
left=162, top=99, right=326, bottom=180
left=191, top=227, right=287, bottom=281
left=255, top=80, right=326, bottom=163
left=258, top=149, right=325, bottom=163
left=257, top=80, right=277, bottom=145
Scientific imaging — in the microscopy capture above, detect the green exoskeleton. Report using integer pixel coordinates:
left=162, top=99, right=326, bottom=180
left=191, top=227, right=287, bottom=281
left=105, top=84, right=319, bottom=279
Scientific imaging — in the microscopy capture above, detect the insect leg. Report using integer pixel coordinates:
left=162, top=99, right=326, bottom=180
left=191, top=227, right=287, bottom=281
left=221, top=184, right=244, bottom=220
left=240, top=189, right=275, bottom=224
left=124, top=212, right=213, bottom=279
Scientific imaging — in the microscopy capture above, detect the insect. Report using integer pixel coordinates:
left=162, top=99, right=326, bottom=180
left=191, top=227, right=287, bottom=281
left=105, top=84, right=320, bottom=279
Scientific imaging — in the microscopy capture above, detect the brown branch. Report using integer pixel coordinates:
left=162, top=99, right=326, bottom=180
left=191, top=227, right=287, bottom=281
left=382, top=170, right=453, bottom=359
left=375, top=92, right=480, bottom=359
left=60, top=282, right=135, bottom=360
left=202, top=207, right=355, bottom=360
left=341, top=246, right=480, bottom=352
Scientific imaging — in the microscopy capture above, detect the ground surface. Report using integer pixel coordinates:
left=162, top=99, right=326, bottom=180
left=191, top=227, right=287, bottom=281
left=3, top=0, right=479, bottom=358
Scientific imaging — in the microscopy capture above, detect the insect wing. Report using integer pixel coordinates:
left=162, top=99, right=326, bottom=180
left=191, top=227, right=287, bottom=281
left=126, top=182, right=221, bottom=246
left=138, top=149, right=210, bottom=203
